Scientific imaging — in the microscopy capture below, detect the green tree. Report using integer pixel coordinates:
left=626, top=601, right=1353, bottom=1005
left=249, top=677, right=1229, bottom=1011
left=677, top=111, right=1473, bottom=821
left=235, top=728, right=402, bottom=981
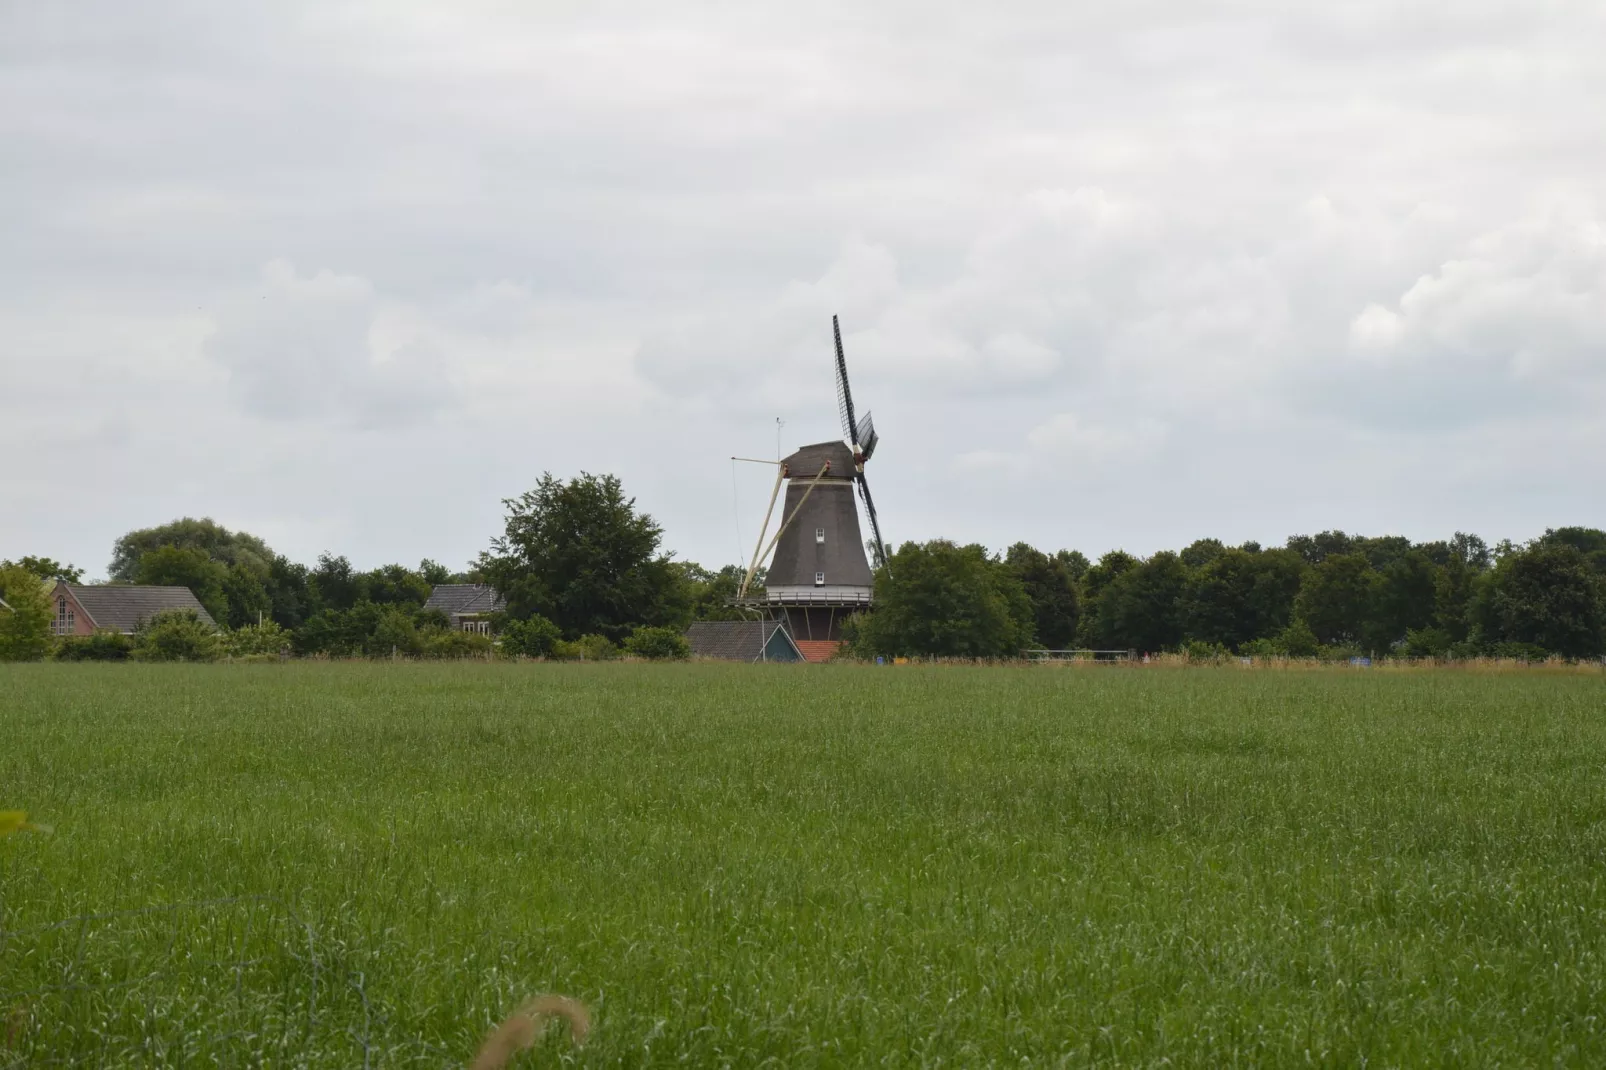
left=1293, top=553, right=1380, bottom=648
left=1179, top=538, right=1227, bottom=569
left=222, top=621, right=289, bottom=657
left=419, top=558, right=476, bottom=586
left=1182, top=549, right=1263, bottom=651
left=676, top=563, right=761, bottom=622
left=1004, top=543, right=1080, bottom=648
left=1370, top=550, right=1440, bottom=651
left=133, top=546, right=230, bottom=624
left=132, top=609, right=221, bottom=662
left=309, top=554, right=363, bottom=612
left=1075, top=550, right=1138, bottom=647
left=1431, top=533, right=1491, bottom=642
left=501, top=615, right=563, bottom=658
left=221, top=562, right=272, bottom=629
left=479, top=472, right=688, bottom=641
left=1354, top=535, right=1414, bottom=571
left=362, top=564, right=433, bottom=607
left=110, top=517, right=273, bottom=581
left=623, top=625, right=692, bottom=660
left=0, top=556, right=83, bottom=583
left=368, top=605, right=422, bottom=656
left=0, top=565, right=53, bottom=661
left=850, top=540, right=1033, bottom=658
left=1537, top=527, right=1606, bottom=577
left=1054, top=549, right=1091, bottom=583
left=1472, top=542, right=1604, bottom=658
left=1090, top=551, right=1189, bottom=653
left=1286, top=530, right=1356, bottom=566
left=265, top=554, right=313, bottom=630
left=1183, top=548, right=1305, bottom=652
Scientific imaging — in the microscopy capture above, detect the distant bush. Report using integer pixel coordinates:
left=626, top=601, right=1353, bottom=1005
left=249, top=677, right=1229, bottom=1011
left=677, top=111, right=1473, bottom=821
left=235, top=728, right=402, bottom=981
left=1239, top=637, right=1280, bottom=659
left=1274, top=619, right=1321, bottom=658
left=222, top=621, right=289, bottom=658
left=501, top=615, right=562, bottom=658
left=553, top=634, right=618, bottom=661
left=1182, top=639, right=1229, bottom=664
left=419, top=629, right=494, bottom=659
left=622, top=625, right=690, bottom=661
left=1399, top=627, right=1452, bottom=658
left=368, top=606, right=421, bottom=657
left=132, top=610, right=221, bottom=662
left=54, top=629, right=135, bottom=662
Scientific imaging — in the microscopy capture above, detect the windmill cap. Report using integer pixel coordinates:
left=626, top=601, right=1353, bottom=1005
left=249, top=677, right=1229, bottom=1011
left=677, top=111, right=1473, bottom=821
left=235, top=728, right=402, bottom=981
left=781, top=441, right=857, bottom=478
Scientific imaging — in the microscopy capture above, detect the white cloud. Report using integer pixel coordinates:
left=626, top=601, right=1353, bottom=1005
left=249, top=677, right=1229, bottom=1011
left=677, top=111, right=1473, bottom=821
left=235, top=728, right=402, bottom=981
left=204, top=260, right=458, bottom=428
left=4, top=1, right=1606, bottom=573
left=1346, top=204, right=1606, bottom=385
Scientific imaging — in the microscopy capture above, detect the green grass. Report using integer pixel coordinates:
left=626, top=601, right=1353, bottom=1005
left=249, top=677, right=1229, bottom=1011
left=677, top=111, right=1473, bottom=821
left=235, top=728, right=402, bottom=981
left=3, top=663, right=1605, bottom=1066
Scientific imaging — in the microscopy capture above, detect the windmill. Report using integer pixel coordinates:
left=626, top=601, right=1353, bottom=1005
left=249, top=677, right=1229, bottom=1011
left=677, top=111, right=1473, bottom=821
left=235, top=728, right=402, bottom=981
left=734, top=316, right=888, bottom=651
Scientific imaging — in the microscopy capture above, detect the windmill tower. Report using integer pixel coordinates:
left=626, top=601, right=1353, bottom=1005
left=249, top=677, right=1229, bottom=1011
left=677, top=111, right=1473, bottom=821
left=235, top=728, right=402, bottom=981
left=737, top=316, right=889, bottom=650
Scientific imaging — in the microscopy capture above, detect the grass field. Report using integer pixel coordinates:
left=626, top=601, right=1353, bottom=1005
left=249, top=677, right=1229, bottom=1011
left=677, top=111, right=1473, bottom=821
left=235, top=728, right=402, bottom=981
left=3, top=662, right=1605, bottom=1066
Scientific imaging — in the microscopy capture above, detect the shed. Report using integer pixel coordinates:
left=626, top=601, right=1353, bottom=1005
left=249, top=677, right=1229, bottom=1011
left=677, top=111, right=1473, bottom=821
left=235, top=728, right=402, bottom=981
left=685, top=620, right=804, bottom=663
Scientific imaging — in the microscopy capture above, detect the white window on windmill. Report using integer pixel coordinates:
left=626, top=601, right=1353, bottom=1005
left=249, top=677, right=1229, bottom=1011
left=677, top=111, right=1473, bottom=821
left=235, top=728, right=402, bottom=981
left=815, top=571, right=825, bottom=586
left=815, top=527, right=825, bottom=544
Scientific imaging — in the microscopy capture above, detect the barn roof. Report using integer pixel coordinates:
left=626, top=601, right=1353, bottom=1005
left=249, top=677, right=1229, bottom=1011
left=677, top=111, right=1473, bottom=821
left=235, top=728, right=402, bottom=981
left=64, top=583, right=218, bottom=632
left=685, top=620, right=801, bottom=662
left=424, top=584, right=506, bottom=616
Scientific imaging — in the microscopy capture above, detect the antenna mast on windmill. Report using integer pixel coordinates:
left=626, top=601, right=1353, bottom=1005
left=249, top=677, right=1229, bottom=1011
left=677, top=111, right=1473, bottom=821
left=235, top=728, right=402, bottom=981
left=734, top=315, right=888, bottom=657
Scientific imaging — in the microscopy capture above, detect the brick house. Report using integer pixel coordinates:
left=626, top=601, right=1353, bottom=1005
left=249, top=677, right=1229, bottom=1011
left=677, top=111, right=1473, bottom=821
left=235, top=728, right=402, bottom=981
left=423, top=584, right=506, bottom=634
left=46, top=581, right=219, bottom=636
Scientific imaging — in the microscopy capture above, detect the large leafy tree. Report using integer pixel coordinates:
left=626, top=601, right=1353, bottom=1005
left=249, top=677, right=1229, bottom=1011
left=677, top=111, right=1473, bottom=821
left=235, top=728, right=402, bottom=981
left=850, top=540, right=1032, bottom=658
left=110, top=517, right=273, bottom=581
left=1285, top=530, right=1356, bottom=566
left=1075, top=550, right=1138, bottom=647
left=1370, top=549, right=1441, bottom=650
left=1472, top=542, right=1604, bottom=657
left=1004, top=543, right=1080, bottom=648
left=1088, top=551, right=1189, bottom=653
left=133, top=546, right=231, bottom=625
left=1293, top=552, right=1380, bottom=648
left=1180, top=547, right=1306, bottom=652
left=111, top=517, right=280, bottom=628
left=1, top=556, right=84, bottom=583
left=1537, top=527, right=1606, bottom=577
left=0, top=565, right=53, bottom=661
left=479, top=472, right=687, bottom=641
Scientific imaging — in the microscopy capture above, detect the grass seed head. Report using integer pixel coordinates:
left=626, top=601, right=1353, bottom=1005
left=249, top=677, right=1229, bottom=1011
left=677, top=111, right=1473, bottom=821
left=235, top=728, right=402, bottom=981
left=469, top=994, right=590, bottom=1069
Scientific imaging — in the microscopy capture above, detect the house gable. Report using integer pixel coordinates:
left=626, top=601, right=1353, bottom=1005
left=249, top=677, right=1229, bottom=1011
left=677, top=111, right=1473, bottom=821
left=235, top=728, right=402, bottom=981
left=52, top=582, right=217, bottom=635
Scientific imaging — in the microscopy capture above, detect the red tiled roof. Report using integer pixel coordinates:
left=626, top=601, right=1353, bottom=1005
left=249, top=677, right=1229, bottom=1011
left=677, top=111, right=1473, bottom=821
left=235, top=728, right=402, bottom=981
left=794, top=640, right=842, bottom=663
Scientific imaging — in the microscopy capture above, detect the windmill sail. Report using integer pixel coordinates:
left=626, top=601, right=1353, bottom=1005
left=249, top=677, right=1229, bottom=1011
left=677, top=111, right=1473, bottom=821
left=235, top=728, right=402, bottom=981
left=833, top=314, right=859, bottom=447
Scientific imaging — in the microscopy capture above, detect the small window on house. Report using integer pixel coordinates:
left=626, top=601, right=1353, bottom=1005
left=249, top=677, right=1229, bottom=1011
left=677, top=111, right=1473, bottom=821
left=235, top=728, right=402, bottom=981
left=815, top=572, right=825, bottom=586
left=815, top=527, right=826, bottom=544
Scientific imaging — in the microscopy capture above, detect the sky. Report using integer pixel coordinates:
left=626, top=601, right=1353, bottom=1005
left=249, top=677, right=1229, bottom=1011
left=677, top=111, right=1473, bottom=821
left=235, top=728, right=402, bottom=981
left=3, top=1, right=1604, bottom=579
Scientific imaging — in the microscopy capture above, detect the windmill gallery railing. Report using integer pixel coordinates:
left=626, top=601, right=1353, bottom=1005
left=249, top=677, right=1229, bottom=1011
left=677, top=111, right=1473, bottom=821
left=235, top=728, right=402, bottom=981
left=736, top=588, right=874, bottom=608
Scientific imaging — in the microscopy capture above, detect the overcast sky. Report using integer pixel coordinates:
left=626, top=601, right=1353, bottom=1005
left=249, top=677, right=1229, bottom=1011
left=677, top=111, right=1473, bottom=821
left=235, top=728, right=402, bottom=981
left=4, top=2, right=1604, bottom=579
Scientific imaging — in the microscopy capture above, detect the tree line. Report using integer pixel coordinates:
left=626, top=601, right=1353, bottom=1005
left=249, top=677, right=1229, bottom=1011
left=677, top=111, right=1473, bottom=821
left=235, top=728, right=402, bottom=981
left=851, top=529, right=1606, bottom=661
left=3, top=470, right=1603, bottom=662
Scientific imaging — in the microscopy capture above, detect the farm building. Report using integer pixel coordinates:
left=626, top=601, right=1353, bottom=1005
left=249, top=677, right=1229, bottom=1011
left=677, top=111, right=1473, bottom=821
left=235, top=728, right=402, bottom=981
left=424, top=584, right=506, bottom=634
left=45, top=581, right=217, bottom=636
left=685, top=620, right=805, bottom=663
